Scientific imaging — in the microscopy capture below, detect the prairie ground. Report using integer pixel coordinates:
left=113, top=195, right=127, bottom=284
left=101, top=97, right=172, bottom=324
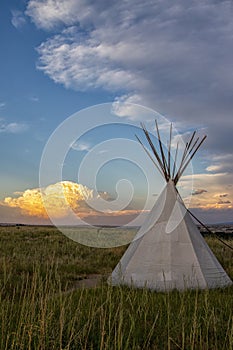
left=0, top=225, right=232, bottom=349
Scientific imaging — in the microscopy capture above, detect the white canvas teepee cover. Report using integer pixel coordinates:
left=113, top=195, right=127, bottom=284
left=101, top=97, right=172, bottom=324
left=110, top=180, right=232, bottom=290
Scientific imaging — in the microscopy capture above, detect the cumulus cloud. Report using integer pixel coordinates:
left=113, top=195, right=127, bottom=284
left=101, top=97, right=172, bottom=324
left=26, top=0, right=85, bottom=30
left=36, top=28, right=143, bottom=92
left=1, top=181, right=142, bottom=222
left=11, top=10, right=26, bottom=29
left=4, top=188, right=46, bottom=217
left=0, top=120, right=28, bottom=134
left=26, top=2, right=233, bottom=110
left=25, top=1, right=232, bottom=155
left=2, top=181, right=96, bottom=219
left=24, top=0, right=233, bottom=199
left=111, top=94, right=153, bottom=121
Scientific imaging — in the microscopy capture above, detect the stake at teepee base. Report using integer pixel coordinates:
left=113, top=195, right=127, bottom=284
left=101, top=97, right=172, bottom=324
left=109, top=122, right=232, bottom=291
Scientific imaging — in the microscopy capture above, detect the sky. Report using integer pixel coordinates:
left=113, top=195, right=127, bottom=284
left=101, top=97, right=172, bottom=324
left=0, top=0, right=233, bottom=226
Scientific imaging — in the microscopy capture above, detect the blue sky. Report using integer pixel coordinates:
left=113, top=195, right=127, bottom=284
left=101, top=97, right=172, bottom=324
left=0, top=0, right=233, bottom=225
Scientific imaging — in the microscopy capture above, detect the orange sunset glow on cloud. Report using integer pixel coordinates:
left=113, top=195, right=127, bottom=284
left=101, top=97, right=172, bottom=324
left=1, top=174, right=232, bottom=225
left=1, top=181, right=143, bottom=222
left=2, top=181, right=101, bottom=219
left=181, top=173, right=233, bottom=211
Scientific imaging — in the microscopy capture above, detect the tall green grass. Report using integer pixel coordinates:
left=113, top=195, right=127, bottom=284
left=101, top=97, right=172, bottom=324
left=0, top=226, right=232, bottom=349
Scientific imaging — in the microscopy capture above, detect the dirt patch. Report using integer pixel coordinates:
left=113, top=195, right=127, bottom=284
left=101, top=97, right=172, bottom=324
left=74, top=274, right=107, bottom=289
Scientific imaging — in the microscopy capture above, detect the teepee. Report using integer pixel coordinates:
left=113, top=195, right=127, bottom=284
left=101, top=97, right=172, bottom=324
left=110, top=122, right=232, bottom=290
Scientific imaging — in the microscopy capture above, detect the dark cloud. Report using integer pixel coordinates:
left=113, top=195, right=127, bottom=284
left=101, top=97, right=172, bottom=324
left=192, top=189, right=207, bottom=196
left=219, top=193, right=228, bottom=198
left=217, top=200, right=231, bottom=205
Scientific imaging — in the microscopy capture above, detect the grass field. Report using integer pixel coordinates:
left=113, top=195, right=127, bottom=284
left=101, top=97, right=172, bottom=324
left=0, top=225, right=232, bottom=349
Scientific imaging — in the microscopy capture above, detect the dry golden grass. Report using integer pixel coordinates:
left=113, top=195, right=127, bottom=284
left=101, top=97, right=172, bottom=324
left=0, top=225, right=232, bottom=349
